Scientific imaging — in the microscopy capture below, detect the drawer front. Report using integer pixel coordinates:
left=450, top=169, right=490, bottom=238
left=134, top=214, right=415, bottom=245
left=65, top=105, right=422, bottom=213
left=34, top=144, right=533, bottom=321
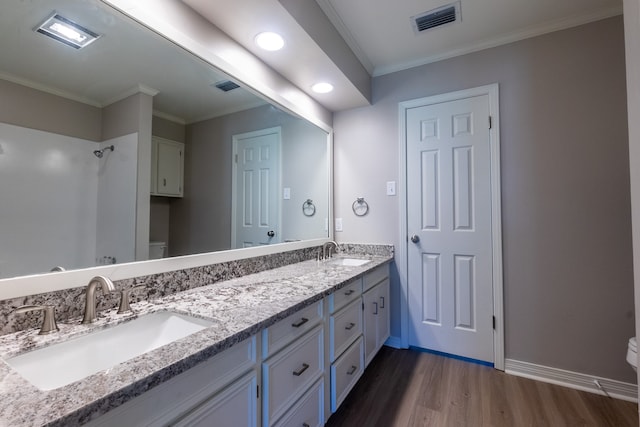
left=272, top=378, right=324, bottom=427
left=86, top=336, right=257, bottom=427
left=330, top=336, right=364, bottom=413
left=363, top=264, right=389, bottom=292
left=263, top=326, right=324, bottom=426
left=263, top=301, right=323, bottom=358
left=328, top=279, right=362, bottom=313
left=329, top=298, right=363, bottom=362
left=171, top=371, right=257, bottom=427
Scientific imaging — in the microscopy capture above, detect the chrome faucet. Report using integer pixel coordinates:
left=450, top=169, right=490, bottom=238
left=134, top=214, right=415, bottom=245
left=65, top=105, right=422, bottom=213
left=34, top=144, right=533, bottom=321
left=82, top=276, right=116, bottom=324
left=322, top=241, right=340, bottom=260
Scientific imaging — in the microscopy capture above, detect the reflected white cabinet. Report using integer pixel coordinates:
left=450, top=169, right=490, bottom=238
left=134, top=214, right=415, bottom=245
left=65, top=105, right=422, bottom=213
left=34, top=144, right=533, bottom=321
left=151, top=136, right=184, bottom=197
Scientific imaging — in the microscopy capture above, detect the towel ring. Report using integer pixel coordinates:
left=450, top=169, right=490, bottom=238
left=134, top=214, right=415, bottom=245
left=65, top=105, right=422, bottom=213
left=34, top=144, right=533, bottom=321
left=302, top=199, right=316, bottom=216
left=352, top=197, right=369, bottom=217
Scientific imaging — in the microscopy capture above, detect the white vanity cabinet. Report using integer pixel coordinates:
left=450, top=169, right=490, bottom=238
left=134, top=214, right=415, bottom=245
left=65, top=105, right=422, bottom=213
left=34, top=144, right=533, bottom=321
left=362, top=265, right=391, bottom=367
left=262, top=301, right=325, bottom=427
left=151, top=136, right=184, bottom=197
left=86, top=335, right=259, bottom=427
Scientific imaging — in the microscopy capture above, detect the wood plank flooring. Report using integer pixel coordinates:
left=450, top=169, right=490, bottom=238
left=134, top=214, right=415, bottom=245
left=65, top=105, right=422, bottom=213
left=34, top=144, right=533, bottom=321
left=325, top=347, right=638, bottom=427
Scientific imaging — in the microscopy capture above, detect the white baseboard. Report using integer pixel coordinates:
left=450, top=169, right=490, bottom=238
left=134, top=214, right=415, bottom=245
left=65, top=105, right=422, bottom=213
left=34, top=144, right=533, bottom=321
left=505, top=359, right=638, bottom=402
left=384, top=336, right=404, bottom=349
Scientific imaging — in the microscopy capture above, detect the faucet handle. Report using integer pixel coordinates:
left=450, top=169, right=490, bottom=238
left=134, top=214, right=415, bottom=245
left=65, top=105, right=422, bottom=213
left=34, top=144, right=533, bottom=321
left=117, top=286, right=146, bottom=314
left=14, top=305, right=59, bottom=335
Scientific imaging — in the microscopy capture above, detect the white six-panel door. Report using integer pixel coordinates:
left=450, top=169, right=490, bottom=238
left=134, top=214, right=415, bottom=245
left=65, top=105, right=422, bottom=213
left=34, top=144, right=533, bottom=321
left=232, top=127, right=281, bottom=249
left=406, top=94, right=495, bottom=363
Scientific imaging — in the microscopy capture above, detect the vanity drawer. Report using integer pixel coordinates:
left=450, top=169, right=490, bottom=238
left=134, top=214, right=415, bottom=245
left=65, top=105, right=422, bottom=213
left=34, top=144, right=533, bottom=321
left=272, top=378, right=324, bottom=427
left=328, top=279, right=362, bottom=313
left=330, top=336, right=364, bottom=413
left=363, top=264, right=389, bottom=292
left=86, top=336, right=257, bottom=427
left=263, top=301, right=323, bottom=358
left=263, top=325, right=324, bottom=426
left=329, top=298, right=362, bottom=362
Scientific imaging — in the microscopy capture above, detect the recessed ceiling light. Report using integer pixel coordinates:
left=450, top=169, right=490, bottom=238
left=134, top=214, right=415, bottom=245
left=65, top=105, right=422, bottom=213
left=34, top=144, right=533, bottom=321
left=35, top=13, right=100, bottom=49
left=312, top=82, right=334, bottom=94
left=255, top=32, right=285, bottom=51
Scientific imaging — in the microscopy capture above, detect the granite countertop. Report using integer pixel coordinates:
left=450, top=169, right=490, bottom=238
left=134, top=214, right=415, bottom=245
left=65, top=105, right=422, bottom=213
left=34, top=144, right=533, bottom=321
left=0, top=254, right=392, bottom=427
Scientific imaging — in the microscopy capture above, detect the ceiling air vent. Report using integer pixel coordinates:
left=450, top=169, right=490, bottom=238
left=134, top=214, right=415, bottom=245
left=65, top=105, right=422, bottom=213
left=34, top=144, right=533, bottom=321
left=213, top=80, right=240, bottom=92
left=412, top=2, right=461, bottom=34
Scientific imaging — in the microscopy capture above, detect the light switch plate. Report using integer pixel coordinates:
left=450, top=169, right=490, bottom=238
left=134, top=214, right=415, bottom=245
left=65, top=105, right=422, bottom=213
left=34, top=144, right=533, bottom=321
left=335, top=218, right=343, bottom=232
left=283, top=187, right=291, bottom=200
left=386, top=181, right=396, bottom=196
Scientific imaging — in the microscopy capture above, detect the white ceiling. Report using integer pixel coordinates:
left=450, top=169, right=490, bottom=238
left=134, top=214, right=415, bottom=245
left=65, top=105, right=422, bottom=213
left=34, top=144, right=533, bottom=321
left=0, top=0, right=266, bottom=124
left=318, top=0, right=623, bottom=76
left=182, top=0, right=622, bottom=111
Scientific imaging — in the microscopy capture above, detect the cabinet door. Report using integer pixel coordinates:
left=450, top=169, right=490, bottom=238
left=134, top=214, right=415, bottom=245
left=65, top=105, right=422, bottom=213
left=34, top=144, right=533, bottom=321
left=362, top=287, right=378, bottom=367
left=171, top=371, right=258, bottom=427
left=378, top=279, right=390, bottom=347
left=157, top=140, right=183, bottom=196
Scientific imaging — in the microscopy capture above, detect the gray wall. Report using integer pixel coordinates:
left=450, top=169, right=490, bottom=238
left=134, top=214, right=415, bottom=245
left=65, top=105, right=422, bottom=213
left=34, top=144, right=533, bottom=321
left=334, top=16, right=635, bottom=382
left=170, top=104, right=328, bottom=256
left=0, top=79, right=101, bottom=141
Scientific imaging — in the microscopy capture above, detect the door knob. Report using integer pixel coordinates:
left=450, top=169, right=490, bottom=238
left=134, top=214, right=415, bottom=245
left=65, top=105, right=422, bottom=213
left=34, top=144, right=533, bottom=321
left=267, top=230, right=275, bottom=237
left=410, top=235, right=420, bottom=243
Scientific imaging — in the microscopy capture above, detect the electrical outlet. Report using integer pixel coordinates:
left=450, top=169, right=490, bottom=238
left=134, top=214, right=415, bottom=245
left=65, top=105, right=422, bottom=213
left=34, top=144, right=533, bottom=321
left=283, top=187, right=291, bottom=200
left=386, top=181, right=396, bottom=196
left=335, top=218, right=343, bottom=232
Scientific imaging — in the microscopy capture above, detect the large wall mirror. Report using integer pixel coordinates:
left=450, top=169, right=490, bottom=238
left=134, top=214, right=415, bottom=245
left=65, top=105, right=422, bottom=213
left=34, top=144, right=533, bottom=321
left=0, top=0, right=331, bottom=291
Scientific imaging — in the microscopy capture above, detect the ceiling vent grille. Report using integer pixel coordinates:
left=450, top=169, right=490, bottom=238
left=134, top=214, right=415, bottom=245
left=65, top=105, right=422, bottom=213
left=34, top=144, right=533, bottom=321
left=412, top=2, right=461, bottom=34
left=214, top=80, right=240, bottom=92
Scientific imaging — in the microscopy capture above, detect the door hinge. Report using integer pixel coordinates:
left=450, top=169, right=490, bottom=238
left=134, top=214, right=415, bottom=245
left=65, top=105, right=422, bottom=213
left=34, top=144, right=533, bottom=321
left=492, top=315, right=496, bottom=329
left=257, top=385, right=259, bottom=399
left=489, top=116, right=492, bottom=129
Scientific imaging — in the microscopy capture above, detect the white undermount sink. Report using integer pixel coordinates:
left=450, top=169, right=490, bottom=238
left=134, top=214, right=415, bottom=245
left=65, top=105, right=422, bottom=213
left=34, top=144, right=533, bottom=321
left=4, top=311, right=213, bottom=391
left=329, top=257, right=371, bottom=267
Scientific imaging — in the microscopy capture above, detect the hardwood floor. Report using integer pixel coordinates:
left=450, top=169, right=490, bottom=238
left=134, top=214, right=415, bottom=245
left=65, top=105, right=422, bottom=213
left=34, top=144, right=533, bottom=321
left=326, top=347, right=638, bottom=427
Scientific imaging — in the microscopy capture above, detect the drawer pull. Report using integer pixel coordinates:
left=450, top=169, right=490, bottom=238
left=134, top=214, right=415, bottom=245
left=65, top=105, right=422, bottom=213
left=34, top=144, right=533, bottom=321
left=380, top=296, right=385, bottom=308
left=292, top=317, right=309, bottom=328
left=344, top=289, right=355, bottom=296
left=373, top=301, right=378, bottom=315
left=292, top=363, right=310, bottom=376
left=345, top=322, right=356, bottom=330
left=347, top=365, right=357, bottom=375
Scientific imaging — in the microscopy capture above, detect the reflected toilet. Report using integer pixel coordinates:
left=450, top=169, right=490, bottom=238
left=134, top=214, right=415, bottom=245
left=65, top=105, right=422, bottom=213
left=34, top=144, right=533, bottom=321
left=149, top=242, right=166, bottom=260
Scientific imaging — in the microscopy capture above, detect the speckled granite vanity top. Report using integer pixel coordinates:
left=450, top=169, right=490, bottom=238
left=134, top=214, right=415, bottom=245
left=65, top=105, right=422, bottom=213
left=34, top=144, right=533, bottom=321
left=0, top=254, right=392, bottom=427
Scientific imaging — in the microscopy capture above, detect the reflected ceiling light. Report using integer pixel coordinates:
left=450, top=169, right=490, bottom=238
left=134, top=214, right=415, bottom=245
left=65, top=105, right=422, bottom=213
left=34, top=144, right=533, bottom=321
left=35, top=13, right=100, bottom=49
left=255, top=32, right=285, bottom=51
left=311, top=82, right=334, bottom=94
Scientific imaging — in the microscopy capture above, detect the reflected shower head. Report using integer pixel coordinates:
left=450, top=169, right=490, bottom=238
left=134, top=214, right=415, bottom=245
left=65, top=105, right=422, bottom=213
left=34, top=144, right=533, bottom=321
left=93, top=145, right=114, bottom=158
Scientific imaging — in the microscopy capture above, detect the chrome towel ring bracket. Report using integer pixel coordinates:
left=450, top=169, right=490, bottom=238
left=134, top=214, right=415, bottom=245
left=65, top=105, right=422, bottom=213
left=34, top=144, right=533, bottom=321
left=352, top=197, right=369, bottom=216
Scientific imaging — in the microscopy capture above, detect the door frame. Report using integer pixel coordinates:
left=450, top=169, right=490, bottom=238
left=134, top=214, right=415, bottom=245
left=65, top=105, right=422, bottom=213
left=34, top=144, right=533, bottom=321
left=231, top=126, right=283, bottom=249
left=398, top=84, right=504, bottom=370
